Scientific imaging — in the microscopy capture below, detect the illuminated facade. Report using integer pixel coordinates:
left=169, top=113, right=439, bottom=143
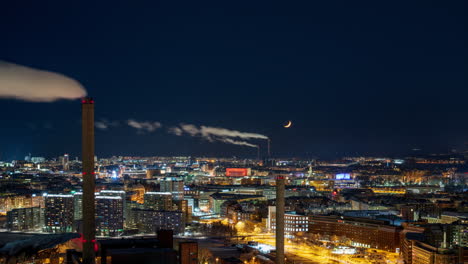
left=0, top=195, right=36, bottom=213
left=225, top=168, right=251, bottom=177
left=160, top=178, right=184, bottom=200
left=411, top=241, right=459, bottom=264
left=267, top=206, right=309, bottom=233
left=309, top=215, right=401, bottom=251
left=44, top=194, right=74, bottom=233
left=73, top=192, right=83, bottom=220
left=7, top=207, right=43, bottom=231
left=131, top=209, right=183, bottom=234
left=144, top=192, right=173, bottom=210
left=96, top=196, right=124, bottom=236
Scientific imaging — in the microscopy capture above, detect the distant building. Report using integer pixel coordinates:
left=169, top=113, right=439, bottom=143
left=160, top=178, right=184, bottom=200
left=7, top=207, right=43, bottom=231
left=44, top=194, right=74, bottom=233
left=0, top=195, right=33, bottom=213
left=267, top=206, right=309, bottom=233
left=174, top=199, right=191, bottom=223
left=209, top=193, right=265, bottom=215
left=451, top=222, right=468, bottom=247
left=31, top=157, right=46, bottom=163
left=411, top=241, right=459, bottom=264
left=309, top=215, right=401, bottom=252
left=131, top=209, right=183, bottom=234
left=73, top=192, right=82, bottom=220
left=225, top=168, right=251, bottom=177
left=61, top=154, right=69, bottom=171
left=144, top=192, right=173, bottom=211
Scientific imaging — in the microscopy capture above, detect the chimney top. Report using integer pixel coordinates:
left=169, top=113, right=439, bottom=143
left=81, top=97, right=94, bottom=104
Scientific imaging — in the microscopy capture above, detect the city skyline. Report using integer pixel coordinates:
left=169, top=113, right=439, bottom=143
left=1, top=2, right=468, bottom=264
left=0, top=1, right=466, bottom=160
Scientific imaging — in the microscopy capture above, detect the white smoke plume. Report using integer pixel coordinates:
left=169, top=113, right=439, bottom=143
left=219, top=138, right=258, bottom=148
left=171, top=123, right=267, bottom=148
left=127, top=119, right=162, bottom=133
left=95, top=119, right=120, bottom=130
left=0, top=61, right=86, bottom=102
left=104, top=119, right=265, bottom=148
left=176, top=123, right=268, bottom=141
left=179, top=124, right=199, bottom=136
left=168, top=126, right=183, bottom=136
left=200, top=126, right=268, bottom=140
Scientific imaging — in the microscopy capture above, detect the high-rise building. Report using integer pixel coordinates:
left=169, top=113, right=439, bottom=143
left=160, top=178, right=184, bottom=201
left=7, top=207, right=43, bottom=231
left=73, top=192, right=83, bottom=220
left=96, top=195, right=124, bottom=237
left=99, top=190, right=127, bottom=222
left=144, top=192, right=173, bottom=211
left=62, top=154, right=70, bottom=171
left=73, top=191, right=124, bottom=236
left=44, top=194, right=74, bottom=233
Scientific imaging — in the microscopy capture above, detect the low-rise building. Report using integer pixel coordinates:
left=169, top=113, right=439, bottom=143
left=309, top=215, right=401, bottom=251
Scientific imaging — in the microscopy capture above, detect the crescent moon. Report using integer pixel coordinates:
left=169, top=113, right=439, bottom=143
left=284, top=120, right=292, bottom=128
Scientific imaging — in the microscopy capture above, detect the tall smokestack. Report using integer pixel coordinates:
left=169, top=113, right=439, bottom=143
left=267, top=139, right=271, bottom=158
left=275, top=176, right=285, bottom=264
left=81, top=97, right=96, bottom=264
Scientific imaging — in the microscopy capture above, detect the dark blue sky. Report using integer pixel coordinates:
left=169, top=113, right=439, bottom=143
left=0, top=0, right=466, bottom=160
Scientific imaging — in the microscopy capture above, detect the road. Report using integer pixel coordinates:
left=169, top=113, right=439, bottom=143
left=232, top=231, right=400, bottom=264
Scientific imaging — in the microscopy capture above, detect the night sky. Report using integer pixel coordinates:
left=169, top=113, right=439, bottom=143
left=0, top=1, right=466, bottom=160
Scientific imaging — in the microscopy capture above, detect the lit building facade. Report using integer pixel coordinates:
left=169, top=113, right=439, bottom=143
left=44, top=194, right=74, bottom=233
left=7, top=207, right=43, bottom=231
left=309, top=215, right=401, bottom=252
left=73, top=192, right=82, bottom=220
left=267, top=206, right=309, bottom=233
left=411, top=241, right=459, bottom=264
left=96, top=195, right=124, bottom=236
left=160, top=178, right=184, bottom=200
left=144, top=192, right=173, bottom=211
left=131, top=209, right=183, bottom=234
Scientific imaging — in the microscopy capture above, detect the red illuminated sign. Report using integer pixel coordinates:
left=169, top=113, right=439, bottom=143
left=226, top=168, right=249, bottom=177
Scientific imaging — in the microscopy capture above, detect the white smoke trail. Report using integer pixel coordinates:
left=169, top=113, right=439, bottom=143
left=219, top=138, right=258, bottom=148
left=95, top=119, right=120, bottom=130
left=172, top=123, right=267, bottom=148
left=168, top=126, right=183, bottom=136
left=107, top=119, right=265, bottom=148
left=127, top=119, right=162, bottom=133
left=179, top=124, right=199, bottom=136
left=200, top=126, right=268, bottom=140
left=176, top=123, right=268, bottom=140
left=0, top=61, right=86, bottom=102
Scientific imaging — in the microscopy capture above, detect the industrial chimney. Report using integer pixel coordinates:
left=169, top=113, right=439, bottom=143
left=275, top=176, right=285, bottom=264
left=81, top=97, right=96, bottom=264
